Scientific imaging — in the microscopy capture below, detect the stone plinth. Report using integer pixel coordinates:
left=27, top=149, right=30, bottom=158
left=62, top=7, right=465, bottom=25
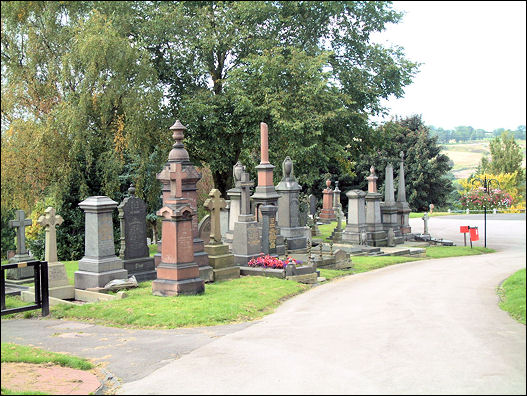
left=261, top=205, right=278, bottom=256
left=342, top=190, right=367, bottom=245
left=397, top=151, right=412, bottom=234
left=118, top=185, right=156, bottom=282
left=152, top=199, right=204, bottom=296
left=275, top=156, right=307, bottom=251
left=319, top=179, right=336, bottom=223
left=224, top=162, right=244, bottom=248
left=204, top=244, right=240, bottom=282
left=75, top=196, right=128, bottom=290
left=380, top=163, right=403, bottom=244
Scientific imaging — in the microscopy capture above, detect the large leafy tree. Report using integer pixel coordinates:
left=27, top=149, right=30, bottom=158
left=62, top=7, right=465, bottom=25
left=137, top=1, right=419, bottom=194
left=352, top=115, right=454, bottom=211
left=1, top=1, right=167, bottom=259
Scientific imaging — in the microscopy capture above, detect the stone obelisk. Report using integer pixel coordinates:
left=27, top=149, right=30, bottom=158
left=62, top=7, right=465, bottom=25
left=250, top=122, right=285, bottom=256
left=380, top=163, right=403, bottom=244
left=365, top=166, right=387, bottom=246
left=396, top=151, right=412, bottom=234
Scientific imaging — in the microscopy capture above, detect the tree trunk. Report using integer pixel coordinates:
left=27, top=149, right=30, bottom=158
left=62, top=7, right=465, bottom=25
left=213, top=171, right=233, bottom=199
left=151, top=223, right=157, bottom=245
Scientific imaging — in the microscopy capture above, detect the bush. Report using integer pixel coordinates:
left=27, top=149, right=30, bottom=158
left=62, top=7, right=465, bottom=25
left=459, top=187, right=513, bottom=210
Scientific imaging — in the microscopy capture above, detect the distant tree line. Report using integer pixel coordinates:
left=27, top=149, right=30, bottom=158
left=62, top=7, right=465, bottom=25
left=429, top=125, right=526, bottom=143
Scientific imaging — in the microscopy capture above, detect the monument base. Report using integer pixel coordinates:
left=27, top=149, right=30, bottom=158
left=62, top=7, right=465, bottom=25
left=74, top=268, right=128, bottom=290
left=318, top=208, right=336, bottom=224
left=198, top=266, right=214, bottom=283
left=123, top=257, right=156, bottom=282
left=366, top=230, right=388, bottom=247
left=6, top=254, right=36, bottom=281
left=152, top=278, right=204, bottom=296
left=280, top=227, right=307, bottom=250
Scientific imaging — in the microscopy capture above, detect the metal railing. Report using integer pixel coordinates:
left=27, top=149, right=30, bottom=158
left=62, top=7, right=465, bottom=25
left=1, top=260, right=49, bottom=317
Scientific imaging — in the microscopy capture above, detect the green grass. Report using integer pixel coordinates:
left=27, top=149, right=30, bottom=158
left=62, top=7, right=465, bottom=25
left=149, top=244, right=158, bottom=257
left=1, top=342, right=93, bottom=370
left=317, top=221, right=338, bottom=241
left=498, top=268, right=526, bottom=324
left=425, top=246, right=494, bottom=258
left=1, top=387, right=49, bottom=395
left=50, top=276, right=309, bottom=329
left=352, top=255, right=423, bottom=273
left=409, top=212, right=464, bottom=218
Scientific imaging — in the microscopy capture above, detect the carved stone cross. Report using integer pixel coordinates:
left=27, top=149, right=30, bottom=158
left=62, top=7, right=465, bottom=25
left=238, top=171, right=254, bottom=215
left=37, top=207, right=63, bottom=263
left=168, top=162, right=188, bottom=198
left=9, top=210, right=32, bottom=255
left=204, top=189, right=226, bottom=244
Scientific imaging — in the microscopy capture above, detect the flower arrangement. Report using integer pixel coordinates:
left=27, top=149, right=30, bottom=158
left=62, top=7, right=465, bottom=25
left=459, top=187, right=513, bottom=210
left=247, top=253, right=301, bottom=269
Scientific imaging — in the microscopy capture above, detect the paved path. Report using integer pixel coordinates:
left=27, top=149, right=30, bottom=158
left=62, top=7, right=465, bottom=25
left=119, top=215, right=526, bottom=395
left=2, top=214, right=525, bottom=394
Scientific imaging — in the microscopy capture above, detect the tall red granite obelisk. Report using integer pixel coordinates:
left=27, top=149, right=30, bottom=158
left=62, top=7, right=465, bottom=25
left=157, top=121, right=212, bottom=282
left=250, top=122, right=285, bottom=255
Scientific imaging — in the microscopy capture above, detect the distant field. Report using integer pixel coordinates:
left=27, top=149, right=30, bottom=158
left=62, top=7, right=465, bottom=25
left=441, top=140, right=526, bottom=179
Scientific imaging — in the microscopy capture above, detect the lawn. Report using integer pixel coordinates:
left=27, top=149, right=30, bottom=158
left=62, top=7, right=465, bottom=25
left=498, top=268, right=526, bottom=324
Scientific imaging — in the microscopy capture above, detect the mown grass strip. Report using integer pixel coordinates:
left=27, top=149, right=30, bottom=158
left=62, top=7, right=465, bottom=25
left=498, top=268, right=526, bottom=324
left=1, top=387, right=49, bottom=395
left=1, top=343, right=93, bottom=370
left=50, top=276, right=309, bottom=329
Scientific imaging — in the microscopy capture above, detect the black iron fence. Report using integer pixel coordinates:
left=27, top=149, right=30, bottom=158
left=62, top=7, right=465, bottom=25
left=1, top=260, right=49, bottom=317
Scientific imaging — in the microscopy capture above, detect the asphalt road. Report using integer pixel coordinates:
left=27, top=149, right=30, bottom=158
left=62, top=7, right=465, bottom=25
left=2, top=214, right=525, bottom=395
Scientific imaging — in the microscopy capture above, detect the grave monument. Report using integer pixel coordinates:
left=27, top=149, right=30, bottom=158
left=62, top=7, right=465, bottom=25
left=223, top=161, right=243, bottom=249
left=342, top=189, right=367, bottom=244
left=396, top=151, right=412, bottom=234
left=365, top=166, right=387, bottom=246
left=157, top=120, right=212, bottom=282
left=36, top=207, right=75, bottom=299
left=203, top=189, right=240, bottom=281
left=319, top=179, right=336, bottom=223
left=380, top=163, right=403, bottom=244
left=118, top=184, right=156, bottom=281
left=6, top=210, right=35, bottom=282
left=75, top=196, right=128, bottom=289
left=275, top=156, right=307, bottom=251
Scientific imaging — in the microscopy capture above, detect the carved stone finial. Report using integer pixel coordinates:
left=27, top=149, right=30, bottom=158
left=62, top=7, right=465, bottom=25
left=233, top=161, right=244, bottom=183
left=370, top=166, right=375, bottom=176
left=282, top=156, right=293, bottom=179
left=400, top=151, right=404, bottom=161
left=168, top=120, right=190, bottom=161
left=128, top=184, right=136, bottom=196
left=326, top=179, right=331, bottom=189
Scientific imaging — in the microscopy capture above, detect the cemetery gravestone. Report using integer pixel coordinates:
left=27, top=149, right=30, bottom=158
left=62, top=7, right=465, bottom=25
left=6, top=210, right=35, bottom=282
left=365, top=166, right=387, bottom=246
left=198, top=215, right=211, bottom=245
left=275, top=156, right=307, bottom=251
left=118, top=185, right=156, bottom=282
left=203, top=189, right=240, bottom=281
left=75, top=196, right=128, bottom=290
left=233, top=170, right=261, bottom=266
left=36, top=207, right=74, bottom=299
left=319, top=179, right=336, bottom=223
left=342, top=189, right=367, bottom=245
left=224, top=162, right=244, bottom=248
left=380, top=163, right=403, bottom=244
left=396, top=151, right=412, bottom=234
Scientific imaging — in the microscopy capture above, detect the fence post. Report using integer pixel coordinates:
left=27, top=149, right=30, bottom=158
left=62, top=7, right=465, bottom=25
left=40, top=261, right=49, bottom=317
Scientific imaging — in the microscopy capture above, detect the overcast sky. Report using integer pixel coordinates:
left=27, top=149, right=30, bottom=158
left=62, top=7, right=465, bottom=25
left=371, top=1, right=526, bottom=131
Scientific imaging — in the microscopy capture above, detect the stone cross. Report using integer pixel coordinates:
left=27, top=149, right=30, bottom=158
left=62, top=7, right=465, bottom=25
left=239, top=171, right=254, bottom=215
left=168, top=162, right=190, bottom=199
left=37, top=207, right=63, bottom=263
left=204, top=189, right=227, bottom=244
left=9, top=210, right=32, bottom=255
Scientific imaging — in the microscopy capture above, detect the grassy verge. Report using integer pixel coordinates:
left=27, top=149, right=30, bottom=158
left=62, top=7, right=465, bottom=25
left=1, top=342, right=93, bottom=370
left=317, top=221, right=338, bottom=241
left=425, top=246, right=494, bottom=258
left=1, top=387, right=49, bottom=395
left=409, top=212, right=463, bottom=218
left=498, top=268, right=526, bottom=324
left=50, top=276, right=309, bottom=328
left=149, top=244, right=157, bottom=257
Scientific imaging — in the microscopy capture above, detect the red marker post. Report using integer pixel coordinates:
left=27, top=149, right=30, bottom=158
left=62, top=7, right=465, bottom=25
left=460, top=226, right=478, bottom=248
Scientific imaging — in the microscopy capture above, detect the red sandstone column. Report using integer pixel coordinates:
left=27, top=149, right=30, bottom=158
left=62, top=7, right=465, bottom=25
left=367, top=166, right=378, bottom=193
left=319, top=179, right=336, bottom=223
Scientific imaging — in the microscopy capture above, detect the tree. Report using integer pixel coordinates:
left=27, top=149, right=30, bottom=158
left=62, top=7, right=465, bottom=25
left=352, top=115, right=454, bottom=211
left=137, top=1, right=419, bottom=194
left=1, top=1, right=167, bottom=259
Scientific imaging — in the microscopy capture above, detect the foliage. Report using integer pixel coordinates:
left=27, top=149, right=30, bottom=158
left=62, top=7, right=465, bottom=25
left=352, top=115, right=454, bottom=211
left=457, top=172, right=524, bottom=211
left=429, top=125, right=526, bottom=143
left=1, top=208, right=16, bottom=259
left=498, top=268, right=526, bottom=325
left=139, top=1, right=419, bottom=195
left=1, top=343, right=94, bottom=370
left=477, top=131, right=524, bottom=178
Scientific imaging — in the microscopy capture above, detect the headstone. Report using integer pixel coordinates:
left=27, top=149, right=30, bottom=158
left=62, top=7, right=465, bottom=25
left=342, top=189, right=367, bottom=245
left=396, top=151, right=412, bottom=234
left=156, top=120, right=211, bottom=282
left=329, top=204, right=344, bottom=242
left=203, top=189, right=240, bottom=281
left=6, top=210, right=35, bottom=281
left=365, top=166, right=387, bottom=246
left=224, top=162, right=244, bottom=247
left=319, top=179, right=336, bottom=223
left=380, top=163, right=403, bottom=244
left=33, top=207, right=75, bottom=299
left=153, top=155, right=204, bottom=296
left=198, top=215, right=211, bottom=245
left=422, top=212, right=429, bottom=235
left=261, top=205, right=278, bottom=255
left=233, top=170, right=261, bottom=266
left=75, top=196, right=128, bottom=290
left=118, top=184, right=156, bottom=282
left=387, top=227, right=396, bottom=247
left=309, top=194, right=317, bottom=216
left=250, top=122, right=285, bottom=255
left=275, top=156, right=307, bottom=251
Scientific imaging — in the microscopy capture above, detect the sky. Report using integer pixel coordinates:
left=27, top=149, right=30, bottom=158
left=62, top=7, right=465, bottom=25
left=371, top=1, right=526, bottom=131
